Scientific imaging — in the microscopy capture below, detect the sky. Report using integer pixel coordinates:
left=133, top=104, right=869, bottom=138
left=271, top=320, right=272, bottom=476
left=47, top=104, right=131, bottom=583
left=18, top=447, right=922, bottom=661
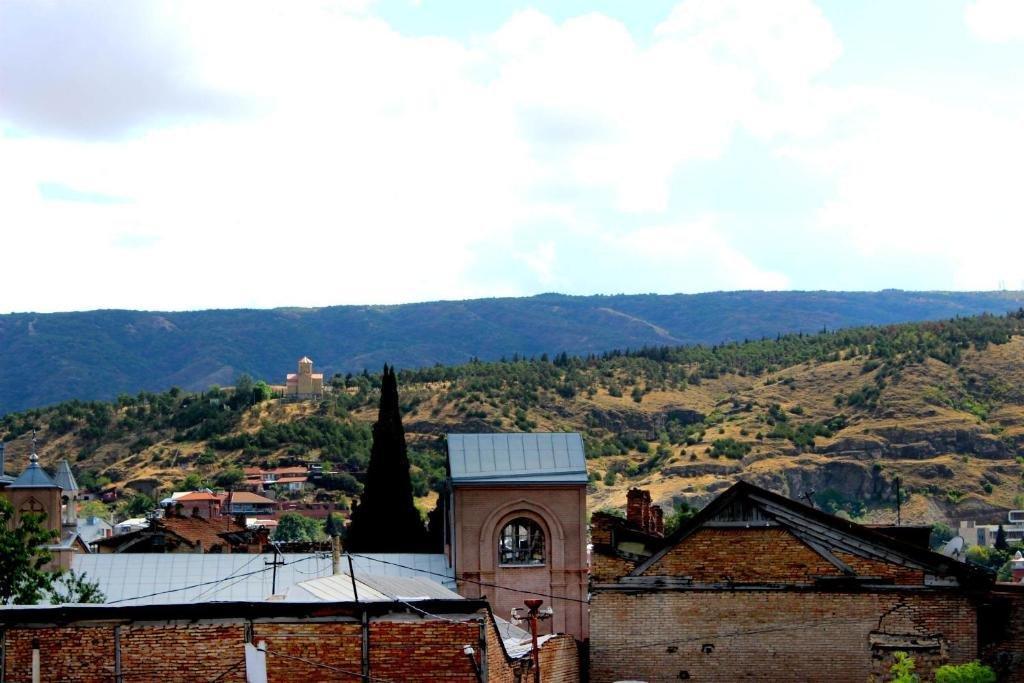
left=1, top=0, right=1023, bottom=313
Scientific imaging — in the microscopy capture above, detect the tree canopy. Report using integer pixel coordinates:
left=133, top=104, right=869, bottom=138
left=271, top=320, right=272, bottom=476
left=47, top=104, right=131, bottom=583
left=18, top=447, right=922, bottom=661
left=345, top=365, right=428, bottom=552
left=0, top=498, right=59, bottom=605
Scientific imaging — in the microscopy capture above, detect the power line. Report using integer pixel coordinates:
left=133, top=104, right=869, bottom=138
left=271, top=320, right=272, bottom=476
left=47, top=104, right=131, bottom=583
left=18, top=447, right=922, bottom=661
left=207, top=656, right=247, bottom=682
left=263, top=647, right=396, bottom=682
left=349, top=553, right=590, bottom=605
left=106, top=553, right=321, bottom=604
left=192, top=552, right=265, bottom=601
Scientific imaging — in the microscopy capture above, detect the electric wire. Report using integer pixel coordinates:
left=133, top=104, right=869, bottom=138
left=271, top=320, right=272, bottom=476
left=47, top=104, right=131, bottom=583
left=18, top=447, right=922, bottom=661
left=106, top=553, right=321, bottom=604
left=349, top=553, right=590, bottom=604
left=191, top=552, right=265, bottom=601
left=263, top=647, right=397, bottom=682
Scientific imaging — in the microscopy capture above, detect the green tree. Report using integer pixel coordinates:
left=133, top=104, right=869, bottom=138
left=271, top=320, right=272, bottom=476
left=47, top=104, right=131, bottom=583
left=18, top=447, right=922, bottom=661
left=0, top=498, right=58, bottom=604
left=934, top=661, right=996, bottom=683
left=78, top=499, right=110, bottom=520
left=214, top=466, right=245, bottom=490
left=995, top=524, right=1009, bottom=551
left=929, top=522, right=955, bottom=550
left=273, top=512, right=324, bottom=542
left=324, top=512, right=345, bottom=539
left=345, top=365, right=428, bottom=552
left=180, top=472, right=209, bottom=490
left=48, top=570, right=105, bottom=604
left=121, top=494, right=156, bottom=518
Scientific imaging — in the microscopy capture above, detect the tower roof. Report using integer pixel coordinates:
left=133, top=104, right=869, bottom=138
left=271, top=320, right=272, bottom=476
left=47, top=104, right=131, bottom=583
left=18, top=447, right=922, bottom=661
left=446, top=432, right=588, bottom=484
left=53, top=459, right=79, bottom=492
left=299, top=356, right=313, bottom=364
left=11, top=452, right=59, bottom=489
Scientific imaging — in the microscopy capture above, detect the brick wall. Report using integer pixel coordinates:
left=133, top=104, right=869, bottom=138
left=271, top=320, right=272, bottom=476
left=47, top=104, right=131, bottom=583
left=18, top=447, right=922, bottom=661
left=1, top=610, right=580, bottom=683
left=643, top=527, right=842, bottom=583
left=590, top=590, right=979, bottom=683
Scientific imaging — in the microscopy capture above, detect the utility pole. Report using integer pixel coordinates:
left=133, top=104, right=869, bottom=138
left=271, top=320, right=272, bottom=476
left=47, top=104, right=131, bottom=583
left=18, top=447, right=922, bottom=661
left=894, top=477, right=902, bottom=527
left=265, top=542, right=285, bottom=594
left=513, top=599, right=552, bottom=683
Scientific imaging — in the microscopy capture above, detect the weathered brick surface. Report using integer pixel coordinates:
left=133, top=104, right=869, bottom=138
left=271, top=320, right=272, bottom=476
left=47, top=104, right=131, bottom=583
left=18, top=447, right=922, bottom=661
left=643, top=527, right=841, bottom=583
left=1, top=611, right=580, bottom=682
left=3, top=626, right=116, bottom=682
left=590, top=590, right=978, bottom=683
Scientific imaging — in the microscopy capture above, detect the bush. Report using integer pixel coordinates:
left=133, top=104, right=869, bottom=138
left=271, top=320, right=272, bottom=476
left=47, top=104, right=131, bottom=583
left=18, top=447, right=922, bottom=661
left=709, top=438, right=751, bottom=460
left=934, top=661, right=996, bottom=683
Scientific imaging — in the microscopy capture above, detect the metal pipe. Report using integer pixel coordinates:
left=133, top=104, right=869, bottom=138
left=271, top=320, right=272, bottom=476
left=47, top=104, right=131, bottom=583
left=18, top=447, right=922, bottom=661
left=114, top=626, right=122, bottom=683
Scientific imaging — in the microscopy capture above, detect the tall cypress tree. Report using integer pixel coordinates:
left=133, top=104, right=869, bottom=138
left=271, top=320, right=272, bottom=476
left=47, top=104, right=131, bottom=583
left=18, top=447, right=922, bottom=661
left=345, top=365, right=428, bottom=552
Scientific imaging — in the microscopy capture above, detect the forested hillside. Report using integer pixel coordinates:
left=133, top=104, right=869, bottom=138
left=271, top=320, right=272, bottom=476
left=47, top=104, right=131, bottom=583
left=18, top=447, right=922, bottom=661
left=3, top=311, right=1024, bottom=528
left=3, top=290, right=1024, bottom=415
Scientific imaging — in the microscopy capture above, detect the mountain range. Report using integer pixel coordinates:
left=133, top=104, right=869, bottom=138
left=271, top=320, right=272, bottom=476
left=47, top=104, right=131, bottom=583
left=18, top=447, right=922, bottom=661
left=2, top=290, right=1023, bottom=416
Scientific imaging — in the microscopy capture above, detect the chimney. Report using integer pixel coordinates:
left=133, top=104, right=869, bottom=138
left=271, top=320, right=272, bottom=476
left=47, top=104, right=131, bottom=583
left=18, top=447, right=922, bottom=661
left=650, top=505, right=664, bottom=536
left=627, top=488, right=652, bottom=531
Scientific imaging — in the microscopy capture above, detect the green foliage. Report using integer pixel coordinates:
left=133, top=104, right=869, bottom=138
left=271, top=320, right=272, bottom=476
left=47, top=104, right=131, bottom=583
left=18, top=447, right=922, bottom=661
left=889, top=651, right=919, bottom=683
left=929, top=523, right=955, bottom=550
left=213, top=466, right=245, bottom=489
left=934, top=661, right=996, bottom=683
left=0, top=498, right=59, bottom=604
left=709, top=438, right=751, bottom=460
left=324, top=512, right=345, bottom=539
left=120, top=494, right=156, bottom=518
left=180, top=472, right=209, bottom=490
left=273, top=512, right=324, bottom=542
left=319, top=471, right=362, bottom=496
left=78, top=499, right=110, bottom=520
left=48, top=570, right=105, bottom=604
left=664, top=500, right=696, bottom=535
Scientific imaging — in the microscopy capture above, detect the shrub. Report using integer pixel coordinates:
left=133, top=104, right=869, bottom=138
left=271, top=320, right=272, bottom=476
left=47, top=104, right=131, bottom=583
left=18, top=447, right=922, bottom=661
left=934, top=661, right=996, bottom=683
left=709, top=438, right=751, bottom=460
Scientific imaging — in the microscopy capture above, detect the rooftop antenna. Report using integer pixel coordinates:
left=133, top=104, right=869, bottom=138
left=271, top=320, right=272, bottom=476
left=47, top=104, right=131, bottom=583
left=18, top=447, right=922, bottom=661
left=801, top=489, right=816, bottom=509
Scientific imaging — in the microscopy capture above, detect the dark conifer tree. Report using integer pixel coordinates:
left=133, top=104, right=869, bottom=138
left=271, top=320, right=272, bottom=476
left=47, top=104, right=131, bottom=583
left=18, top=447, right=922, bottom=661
left=345, top=365, right=428, bottom=552
left=996, top=524, right=1009, bottom=551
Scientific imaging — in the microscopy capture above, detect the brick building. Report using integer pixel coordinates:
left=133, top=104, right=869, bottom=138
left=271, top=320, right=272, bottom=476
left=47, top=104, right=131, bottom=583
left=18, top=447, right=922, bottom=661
left=0, top=599, right=579, bottom=682
left=590, top=481, right=997, bottom=682
left=444, top=433, right=590, bottom=642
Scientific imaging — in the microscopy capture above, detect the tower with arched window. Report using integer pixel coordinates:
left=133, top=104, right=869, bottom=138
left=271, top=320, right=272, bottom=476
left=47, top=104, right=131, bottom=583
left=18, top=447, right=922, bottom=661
left=444, top=432, right=589, bottom=641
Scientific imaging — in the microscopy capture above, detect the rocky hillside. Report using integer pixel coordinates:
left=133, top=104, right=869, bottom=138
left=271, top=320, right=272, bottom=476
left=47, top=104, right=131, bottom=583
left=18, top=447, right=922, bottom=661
left=2, top=312, right=1024, bottom=526
left=3, top=290, right=1024, bottom=415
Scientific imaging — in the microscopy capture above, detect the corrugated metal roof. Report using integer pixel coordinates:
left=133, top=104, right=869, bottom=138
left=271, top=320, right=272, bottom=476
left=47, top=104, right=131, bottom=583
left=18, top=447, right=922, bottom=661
left=287, top=574, right=462, bottom=603
left=447, top=433, right=588, bottom=484
left=71, top=553, right=455, bottom=606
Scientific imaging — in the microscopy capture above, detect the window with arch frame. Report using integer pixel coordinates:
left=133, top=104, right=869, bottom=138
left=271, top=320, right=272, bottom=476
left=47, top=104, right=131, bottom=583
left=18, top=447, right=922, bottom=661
left=499, top=517, right=545, bottom=566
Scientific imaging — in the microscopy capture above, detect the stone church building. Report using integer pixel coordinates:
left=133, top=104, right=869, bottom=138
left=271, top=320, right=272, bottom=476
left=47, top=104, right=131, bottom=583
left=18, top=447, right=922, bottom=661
left=444, top=432, right=589, bottom=641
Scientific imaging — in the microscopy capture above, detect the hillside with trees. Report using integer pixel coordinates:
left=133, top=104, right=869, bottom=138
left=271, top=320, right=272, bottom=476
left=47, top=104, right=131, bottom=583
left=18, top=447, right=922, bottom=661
left=3, top=290, right=1024, bottom=415
left=3, top=311, right=1024, bottom=531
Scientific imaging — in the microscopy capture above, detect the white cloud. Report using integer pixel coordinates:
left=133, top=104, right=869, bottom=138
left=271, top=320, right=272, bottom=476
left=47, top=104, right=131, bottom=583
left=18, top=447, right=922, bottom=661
left=965, top=0, right=1024, bottom=43
left=604, top=219, right=791, bottom=291
left=1, top=0, right=1021, bottom=311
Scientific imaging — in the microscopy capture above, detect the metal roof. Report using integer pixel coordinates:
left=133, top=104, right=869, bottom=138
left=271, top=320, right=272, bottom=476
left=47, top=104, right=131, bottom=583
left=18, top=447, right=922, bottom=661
left=10, top=454, right=58, bottom=489
left=286, top=574, right=463, bottom=603
left=446, top=433, right=588, bottom=484
left=70, top=553, right=454, bottom=606
left=53, top=460, right=78, bottom=492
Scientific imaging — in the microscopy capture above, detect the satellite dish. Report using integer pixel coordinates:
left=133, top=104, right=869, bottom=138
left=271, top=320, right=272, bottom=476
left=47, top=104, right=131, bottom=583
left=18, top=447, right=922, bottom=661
left=940, top=536, right=965, bottom=559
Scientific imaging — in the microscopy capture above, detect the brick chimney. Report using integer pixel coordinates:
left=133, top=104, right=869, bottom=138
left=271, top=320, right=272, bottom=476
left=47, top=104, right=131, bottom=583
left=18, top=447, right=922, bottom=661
left=627, top=488, right=652, bottom=531
left=650, top=505, right=664, bottom=536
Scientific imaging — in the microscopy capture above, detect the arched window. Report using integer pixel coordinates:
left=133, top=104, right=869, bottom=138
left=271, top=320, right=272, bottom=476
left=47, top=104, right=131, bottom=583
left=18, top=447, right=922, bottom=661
left=499, top=518, right=545, bottom=566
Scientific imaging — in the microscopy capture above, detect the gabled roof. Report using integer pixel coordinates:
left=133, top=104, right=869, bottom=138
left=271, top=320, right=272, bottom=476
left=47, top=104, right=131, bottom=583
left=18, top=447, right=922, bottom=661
left=226, top=492, right=277, bottom=505
left=630, top=480, right=993, bottom=588
left=53, top=460, right=78, bottom=492
left=177, top=492, right=220, bottom=502
left=11, top=454, right=59, bottom=489
left=447, top=432, right=588, bottom=485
